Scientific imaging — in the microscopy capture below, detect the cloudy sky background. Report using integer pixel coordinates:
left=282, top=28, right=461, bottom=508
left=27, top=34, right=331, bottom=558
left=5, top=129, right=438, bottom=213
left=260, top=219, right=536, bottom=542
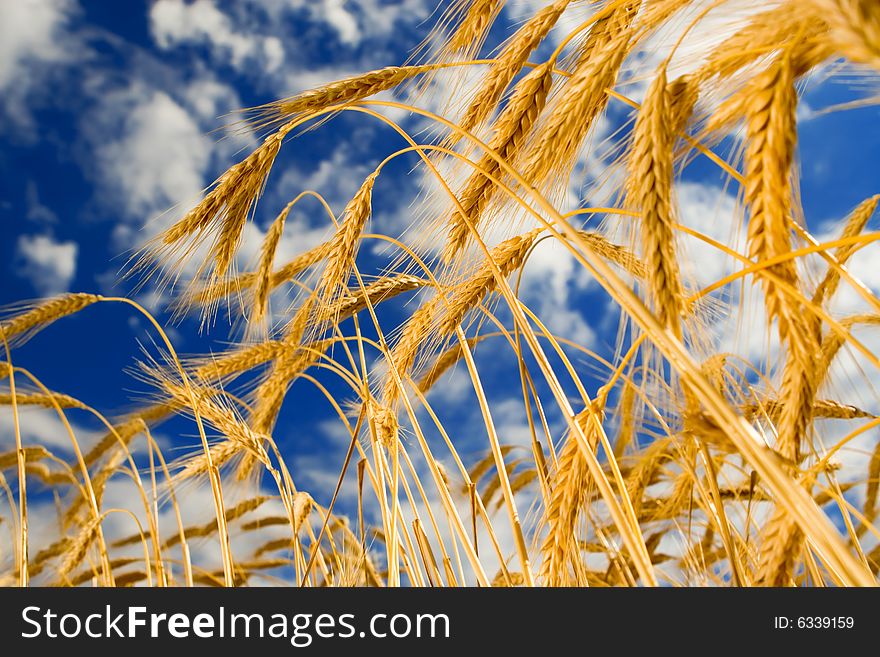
left=2, top=0, right=879, bottom=582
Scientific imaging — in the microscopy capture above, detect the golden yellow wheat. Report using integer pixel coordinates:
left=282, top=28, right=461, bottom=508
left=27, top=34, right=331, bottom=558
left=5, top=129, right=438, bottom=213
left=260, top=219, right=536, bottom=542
left=2, top=0, right=880, bottom=587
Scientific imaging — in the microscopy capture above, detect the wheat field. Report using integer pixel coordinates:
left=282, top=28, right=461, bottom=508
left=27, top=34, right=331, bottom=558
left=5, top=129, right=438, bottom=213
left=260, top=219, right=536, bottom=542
left=2, top=0, right=880, bottom=587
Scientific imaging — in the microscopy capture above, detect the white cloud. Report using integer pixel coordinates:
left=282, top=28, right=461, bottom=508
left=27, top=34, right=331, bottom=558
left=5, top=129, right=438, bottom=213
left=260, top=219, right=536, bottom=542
left=522, top=238, right=597, bottom=347
left=150, top=0, right=285, bottom=72
left=0, top=0, right=79, bottom=130
left=314, top=0, right=360, bottom=46
left=0, top=0, right=75, bottom=88
left=94, top=86, right=211, bottom=224
left=676, top=180, right=744, bottom=289
left=0, top=406, right=96, bottom=453
left=271, top=0, right=432, bottom=45
left=15, top=233, right=78, bottom=296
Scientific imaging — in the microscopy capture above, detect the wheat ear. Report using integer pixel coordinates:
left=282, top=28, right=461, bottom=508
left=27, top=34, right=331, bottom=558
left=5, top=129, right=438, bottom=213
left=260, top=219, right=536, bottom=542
left=0, top=294, right=100, bottom=345
left=443, top=63, right=554, bottom=262
left=813, top=195, right=879, bottom=305
left=519, top=2, right=637, bottom=190
left=453, top=0, right=570, bottom=143
left=540, top=405, right=602, bottom=586
left=626, top=66, right=685, bottom=335
left=812, top=0, right=880, bottom=68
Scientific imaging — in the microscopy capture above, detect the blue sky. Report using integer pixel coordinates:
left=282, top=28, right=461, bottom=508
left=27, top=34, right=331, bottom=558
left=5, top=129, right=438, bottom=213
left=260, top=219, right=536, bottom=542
left=2, top=0, right=880, bottom=579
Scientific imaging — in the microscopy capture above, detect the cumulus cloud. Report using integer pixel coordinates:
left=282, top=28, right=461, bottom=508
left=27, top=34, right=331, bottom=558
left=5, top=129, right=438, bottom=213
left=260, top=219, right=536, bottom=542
left=0, top=0, right=75, bottom=88
left=676, top=180, right=744, bottom=289
left=14, top=233, right=78, bottom=296
left=150, top=0, right=285, bottom=73
left=0, top=0, right=80, bottom=132
left=0, top=406, right=97, bottom=453
left=270, top=0, right=432, bottom=46
left=94, top=87, right=210, bottom=225
left=307, top=0, right=360, bottom=46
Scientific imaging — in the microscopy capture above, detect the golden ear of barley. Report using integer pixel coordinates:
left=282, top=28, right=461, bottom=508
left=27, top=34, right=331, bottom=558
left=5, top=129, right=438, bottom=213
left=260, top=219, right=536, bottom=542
left=68, top=558, right=141, bottom=587
left=110, top=571, right=147, bottom=587
left=179, top=240, right=331, bottom=313
left=745, top=398, right=875, bottom=421
left=444, top=0, right=505, bottom=55
left=813, top=195, right=879, bottom=305
left=28, top=537, right=71, bottom=578
left=315, top=172, right=379, bottom=317
left=739, top=49, right=822, bottom=468
left=0, top=294, right=100, bottom=345
left=382, top=298, right=438, bottom=406
left=625, top=437, right=673, bottom=518
left=64, top=450, right=125, bottom=528
left=439, top=229, right=540, bottom=337
left=775, top=354, right=819, bottom=464
left=241, top=515, right=289, bottom=532
left=700, top=353, right=729, bottom=395
left=812, top=0, right=880, bottom=68
left=156, top=496, right=273, bottom=550
left=614, top=380, right=637, bottom=458
left=576, top=231, right=647, bottom=279
left=173, top=440, right=241, bottom=483
left=481, top=458, right=518, bottom=509
left=540, top=407, right=600, bottom=586
left=667, top=73, right=700, bottom=136
left=156, top=373, right=271, bottom=486
left=0, top=391, right=88, bottom=411
left=162, top=379, right=268, bottom=463
left=443, top=62, right=554, bottom=263
left=253, top=537, right=292, bottom=558
left=83, top=404, right=172, bottom=467
left=193, top=340, right=287, bottom=382
left=416, top=338, right=481, bottom=393
left=635, top=0, right=692, bottom=32
left=0, top=446, right=50, bottom=470
left=25, top=462, right=74, bottom=486
left=159, top=129, right=286, bottom=247
left=454, top=0, right=570, bottom=143
left=58, top=516, right=103, bottom=581
left=385, top=229, right=538, bottom=405
left=435, top=461, right=452, bottom=492
left=492, top=570, right=525, bottom=587
left=817, top=314, right=880, bottom=384
left=368, top=400, right=399, bottom=448
left=696, top=5, right=827, bottom=84
left=250, top=202, right=294, bottom=337
left=756, top=509, right=802, bottom=586
left=293, top=491, right=313, bottom=533
left=520, top=4, right=637, bottom=191
left=503, top=468, right=537, bottom=505
left=318, top=274, right=428, bottom=324
left=145, top=126, right=289, bottom=313
left=743, top=52, right=804, bottom=347
left=266, top=65, right=434, bottom=118
left=249, top=340, right=329, bottom=435
left=625, top=66, right=685, bottom=334
left=704, top=36, right=834, bottom=139
left=644, top=469, right=696, bottom=523
left=465, top=445, right=516, bottom=494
